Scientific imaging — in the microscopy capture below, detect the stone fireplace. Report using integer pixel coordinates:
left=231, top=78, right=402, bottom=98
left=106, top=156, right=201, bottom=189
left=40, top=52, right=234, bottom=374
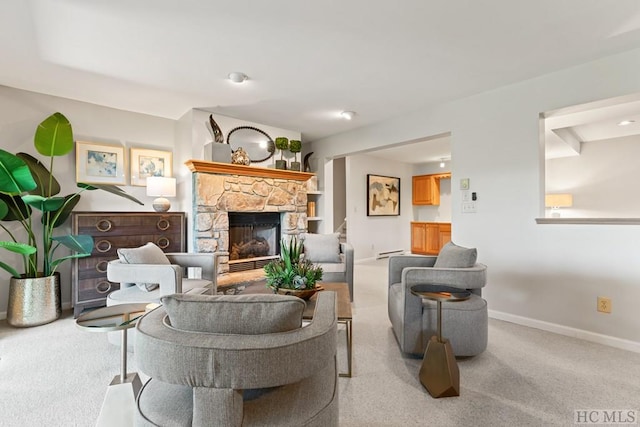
left=187, top=160, right=315, bottom=278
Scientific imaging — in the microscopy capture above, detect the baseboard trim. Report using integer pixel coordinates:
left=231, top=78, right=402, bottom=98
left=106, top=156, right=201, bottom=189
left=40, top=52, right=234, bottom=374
left=489, top=309, right=640, bottom=354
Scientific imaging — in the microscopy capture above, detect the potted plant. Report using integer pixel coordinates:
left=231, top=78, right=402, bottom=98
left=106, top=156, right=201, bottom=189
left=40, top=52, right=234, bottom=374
left=264, top=236, right=323, bottom=300
left=274, top=137, right=289, bottom=170
left=289, top=139, right=302, bottom=171
left=0, top=112, right=143, bottom=327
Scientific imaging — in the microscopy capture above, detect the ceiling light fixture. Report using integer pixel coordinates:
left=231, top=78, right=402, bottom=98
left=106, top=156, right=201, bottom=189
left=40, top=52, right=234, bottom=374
left=228, top=72, right=248, bottom=83
left=617, top=119, right=635, bottom=126
left=439, top=158, right=446, bottom=168
left=340, top=111, right=355, bottom=120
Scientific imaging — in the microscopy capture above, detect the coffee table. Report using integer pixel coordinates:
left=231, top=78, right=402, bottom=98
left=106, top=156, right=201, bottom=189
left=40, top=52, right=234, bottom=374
left=241, top=281, right=353, bottom=377
left=76, top=303, right=149, bottom=426
left=410, top=284, right=471, bottom=398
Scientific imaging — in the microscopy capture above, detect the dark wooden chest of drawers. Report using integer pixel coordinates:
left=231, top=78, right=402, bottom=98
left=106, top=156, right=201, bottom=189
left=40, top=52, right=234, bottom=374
left=71, top=211, right=185, bottom=317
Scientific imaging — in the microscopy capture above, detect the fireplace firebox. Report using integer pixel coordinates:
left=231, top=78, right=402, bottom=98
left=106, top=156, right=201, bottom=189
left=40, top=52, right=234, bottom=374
left=228, top=212, right=281, bottom=272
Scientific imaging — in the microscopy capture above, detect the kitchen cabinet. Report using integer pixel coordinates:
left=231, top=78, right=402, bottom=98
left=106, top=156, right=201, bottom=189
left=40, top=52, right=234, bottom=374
left=410, top=222, right=451, bottom=255
left=412, top=173, right=451, bottom=205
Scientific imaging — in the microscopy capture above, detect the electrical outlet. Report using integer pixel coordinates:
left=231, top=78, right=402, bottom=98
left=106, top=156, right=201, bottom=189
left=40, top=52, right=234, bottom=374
left=597, top=296, right=612, bottom=313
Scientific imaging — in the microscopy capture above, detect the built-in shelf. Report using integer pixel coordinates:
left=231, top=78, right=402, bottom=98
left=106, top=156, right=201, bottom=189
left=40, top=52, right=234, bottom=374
left=185, top=160, right=315, bottom=181
left=307, top=190, right=323, bottom=195
left=307, top=217, right=322, bottom=221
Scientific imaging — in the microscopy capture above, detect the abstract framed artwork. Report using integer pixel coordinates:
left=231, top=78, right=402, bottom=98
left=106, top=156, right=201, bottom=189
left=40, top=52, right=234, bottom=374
left=367, top=174, right=401, bottom=216
left=130, top=147, right=173, bottom=186
left=75, top=141, right=126, bottom=185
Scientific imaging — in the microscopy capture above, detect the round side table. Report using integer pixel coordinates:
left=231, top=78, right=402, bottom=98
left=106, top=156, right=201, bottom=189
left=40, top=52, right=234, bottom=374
left=410, top=284, right=471, bottom=398
left=76, top=303, right=150, bottom=426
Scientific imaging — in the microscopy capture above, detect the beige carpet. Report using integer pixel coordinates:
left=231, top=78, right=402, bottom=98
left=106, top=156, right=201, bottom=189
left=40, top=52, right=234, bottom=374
left=1, top=258, right=640, bottom=426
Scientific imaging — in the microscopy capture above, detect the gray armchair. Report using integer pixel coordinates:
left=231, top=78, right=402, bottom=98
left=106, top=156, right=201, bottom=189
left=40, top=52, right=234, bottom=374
left=388, top=242, right=488, bottom=357
left=301, top=233, right=354, bottom=301
left=106, top=244, right=220, bottom=306
left=134, top=291, right=339, bottom=426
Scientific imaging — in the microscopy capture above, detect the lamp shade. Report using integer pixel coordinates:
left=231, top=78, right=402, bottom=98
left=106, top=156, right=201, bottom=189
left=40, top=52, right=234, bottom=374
left=545, top=193, right=573, bottom=208
left=146, top=177, right=176, bottom=197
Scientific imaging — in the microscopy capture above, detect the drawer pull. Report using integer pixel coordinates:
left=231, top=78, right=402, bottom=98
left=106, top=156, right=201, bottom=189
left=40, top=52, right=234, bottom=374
left=95, top=240, right=112, bottom=253
left=95, top=260, right=109, bottom=273
left=96, top=219, right=113, bottom=232
left=96, top=281, right=112, bottom=294
left=157, top=237, right=170, bottom=249
left=157, top=219, right=171, bottom=231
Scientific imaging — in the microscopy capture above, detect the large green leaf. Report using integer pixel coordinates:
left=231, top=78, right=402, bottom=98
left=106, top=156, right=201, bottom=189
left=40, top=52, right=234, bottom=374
left=0, top=193, right=32, bottom=221
left=34, top=112, right=74, bottom=157
left=78, top=182, right=144, bottom=205
left=0, top=199, right=7, bottom=220
left=0, top=241, right=37, bottom=255
left=22, top=195, right=66, bottom=212
left=51, top=234, right=93, bottom=255
left=0, top=149, right=37, bottom=194
left=47, top=193, right=81, bottom=228
left=16, top=152, right=60, bottom=197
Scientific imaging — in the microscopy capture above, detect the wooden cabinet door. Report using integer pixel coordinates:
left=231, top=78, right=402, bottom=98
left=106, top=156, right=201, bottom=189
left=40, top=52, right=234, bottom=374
left=438, top=223, right=451, bottom=249
left=412, top=175, right=436, bottom=205
left=425, top=223, right=440, bottom=254
left=410, top=222, right=427, bottom=254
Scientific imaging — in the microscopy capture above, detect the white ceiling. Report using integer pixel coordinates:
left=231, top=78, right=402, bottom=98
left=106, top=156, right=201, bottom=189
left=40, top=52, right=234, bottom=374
left=4, top=0, right=640, bottom=155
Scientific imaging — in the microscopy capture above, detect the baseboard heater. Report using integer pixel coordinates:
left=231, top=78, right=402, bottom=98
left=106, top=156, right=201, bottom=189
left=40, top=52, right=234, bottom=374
left=376, top=249, right=404, bottom=259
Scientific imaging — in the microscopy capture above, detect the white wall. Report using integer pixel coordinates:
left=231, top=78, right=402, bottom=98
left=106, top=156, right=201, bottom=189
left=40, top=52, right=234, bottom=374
left=309, top=48, right=640, bottom=348
left=345, top=154, right=413, bottom=259
left=546, top=135, right=640, bottom=217
left=0, top=85, right=176, bottom=314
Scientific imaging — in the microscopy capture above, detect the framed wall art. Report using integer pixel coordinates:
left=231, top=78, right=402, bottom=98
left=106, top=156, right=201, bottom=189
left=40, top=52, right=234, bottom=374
left=130, top=147, right=173, bottom=186
left=367, top=174, right=401, bottom=216
left=75, top=141, right=126, bottom=185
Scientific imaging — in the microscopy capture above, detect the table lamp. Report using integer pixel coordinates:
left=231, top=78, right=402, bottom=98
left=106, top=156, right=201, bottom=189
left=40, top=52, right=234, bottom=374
left=545, top=193, right=573, bottom=218
left=146, top=176, right=176, bottom=212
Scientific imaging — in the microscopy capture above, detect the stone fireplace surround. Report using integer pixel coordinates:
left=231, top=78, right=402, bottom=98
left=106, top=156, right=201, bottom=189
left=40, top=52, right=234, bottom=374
left=186, top=160, right=316, bottom=280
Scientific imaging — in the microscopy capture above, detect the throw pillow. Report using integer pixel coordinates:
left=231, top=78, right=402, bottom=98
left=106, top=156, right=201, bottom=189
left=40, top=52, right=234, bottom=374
left=161, top=293, right=305, bottom=334
left=117, top=242, right=170, bottom=291
left=434, top=242, right=477, bottom=268
left=302, top=233, right=341, bottom=263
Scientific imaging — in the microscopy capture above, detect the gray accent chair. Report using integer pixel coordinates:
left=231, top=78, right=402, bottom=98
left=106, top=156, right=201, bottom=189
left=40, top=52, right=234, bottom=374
left=301, top=233, right=354, bottom=301
left=134, top=292, right=339, bottom=426
left=388, top=243, right=488, bottom=357
left=106, top=252, right=220, bottom=306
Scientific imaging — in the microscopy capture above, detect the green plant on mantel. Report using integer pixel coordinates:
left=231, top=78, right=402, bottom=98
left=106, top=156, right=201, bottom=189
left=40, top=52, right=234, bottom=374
left=264, top=236, right=323, bottom=292
left=274, top=137, right=289, bottom=160
left=289, top=139, right=301, bottom=160
left=0, top=112, right=143, bottom=278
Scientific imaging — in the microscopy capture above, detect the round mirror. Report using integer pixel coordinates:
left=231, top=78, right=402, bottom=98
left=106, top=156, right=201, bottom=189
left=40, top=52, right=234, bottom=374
left=227, top=126, right=275, bottom=163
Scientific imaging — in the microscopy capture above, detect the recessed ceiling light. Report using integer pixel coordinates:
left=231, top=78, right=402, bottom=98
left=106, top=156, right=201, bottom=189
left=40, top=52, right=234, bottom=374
left=617, top=119, right=635, bottom=126
left=340, top=111, right=355, bottom=120
left=228, top=72, right=248, bottom=83
left=439, top=158, right=446, bottom=168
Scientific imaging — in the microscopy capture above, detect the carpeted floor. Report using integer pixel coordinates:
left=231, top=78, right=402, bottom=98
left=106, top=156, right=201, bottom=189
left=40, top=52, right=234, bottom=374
left=1, top=258, right=639, bottom=426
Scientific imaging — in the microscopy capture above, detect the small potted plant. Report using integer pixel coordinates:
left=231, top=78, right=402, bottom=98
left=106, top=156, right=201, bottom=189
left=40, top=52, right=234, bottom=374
left=289, top=139, right=302, bottom=171
left=0, top=112, right=143, bottom=327
left=274, top=137, right=289, bottom=170
left=264, top=236, right=323, bottom=300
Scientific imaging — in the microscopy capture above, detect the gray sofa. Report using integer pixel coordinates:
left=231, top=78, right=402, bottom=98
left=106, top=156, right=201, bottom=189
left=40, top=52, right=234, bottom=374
left=134, top=291, right=339, bottom=426
left=388, top=242, right=488, bottom=357
left=301, top=233, right=354, bottom=301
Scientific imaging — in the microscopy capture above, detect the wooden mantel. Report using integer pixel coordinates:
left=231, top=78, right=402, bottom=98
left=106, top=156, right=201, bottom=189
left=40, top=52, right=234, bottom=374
left=185, top=160, right=315, bottom=181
